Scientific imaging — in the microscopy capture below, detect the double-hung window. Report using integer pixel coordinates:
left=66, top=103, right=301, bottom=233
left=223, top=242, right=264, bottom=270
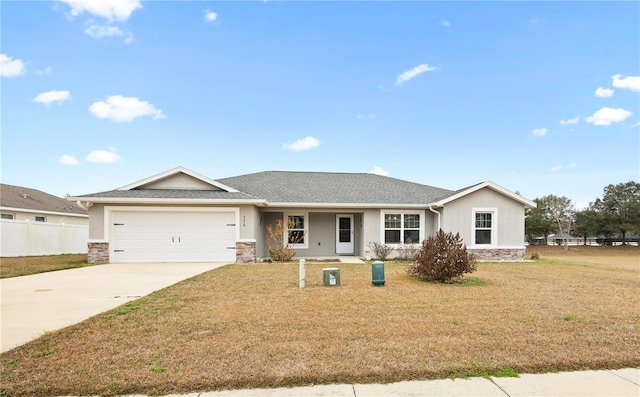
left=473, top=209, right=496, bottom=246
left=382, top=211, right=423, bottom=245
left=285, top=213, right=308, bottom=249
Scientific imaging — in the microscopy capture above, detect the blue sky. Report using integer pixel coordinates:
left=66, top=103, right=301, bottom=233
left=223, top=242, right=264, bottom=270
left=1, top=1, right=638, bottom=209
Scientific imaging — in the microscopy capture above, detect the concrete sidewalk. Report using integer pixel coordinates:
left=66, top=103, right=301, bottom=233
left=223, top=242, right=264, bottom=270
left=131, top=368, right=639, bottom=396
left=0, top=262, right=226, bottom=353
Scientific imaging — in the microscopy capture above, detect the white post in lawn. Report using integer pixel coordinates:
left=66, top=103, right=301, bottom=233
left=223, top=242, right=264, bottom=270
left=299, top=258, right=306, bottom=288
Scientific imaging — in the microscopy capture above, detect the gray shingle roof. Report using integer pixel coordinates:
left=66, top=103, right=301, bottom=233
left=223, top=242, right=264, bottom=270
left=1, top=184, right=88, bottom=215
left=218, top=171, right=455, bottom=205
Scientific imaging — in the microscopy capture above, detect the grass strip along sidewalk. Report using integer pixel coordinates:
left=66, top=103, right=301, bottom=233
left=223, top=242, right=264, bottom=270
left=0, top=254, right=91, bottom=278
left=1, top=247, right=639, bottom=396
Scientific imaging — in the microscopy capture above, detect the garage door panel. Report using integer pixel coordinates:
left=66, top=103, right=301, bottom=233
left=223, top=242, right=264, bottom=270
left=110, top=210, right=237, bottom=263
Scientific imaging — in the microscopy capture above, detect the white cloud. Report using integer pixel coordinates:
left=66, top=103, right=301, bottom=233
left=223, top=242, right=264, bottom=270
left=33, top=90, right=71, bottom=105
left=283, top=136, right=320, bottom=152
left=0, top=54, right=26, bottom=77
left=560, top=117, right=580, bottom=126
left=612, top=74, right=640, bottom=92
left=59, top=0, right=142, bottom=22
left=395, top=64, right=438, bottom=86
left=440, top=20, right=451, bottom=27
left=36, top=66, right=53, bottom=75
left=60, top=155, right=80, bottom=165
left=89, top=95, right=165, bottom=122
left=204, top=10, right=218, bottom=22
left=550, top=165, right=562, bottom=172
left=585, top=107, right=632, bottom=126
left=86, top=150, right=120, bottom=163
left=368, top=167, right=389, bottom=176
left=595, top=87, right=614, bottom=98
left=85, top=20, right=123, bottom=38
left=531, top=128, right=548, bottom=137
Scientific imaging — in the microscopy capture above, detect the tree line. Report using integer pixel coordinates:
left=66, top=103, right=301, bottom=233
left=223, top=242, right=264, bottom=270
left=525, top=181, right=640, bottom=247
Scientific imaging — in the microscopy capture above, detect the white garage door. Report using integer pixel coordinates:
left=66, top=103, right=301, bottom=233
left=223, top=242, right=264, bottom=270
left=110, top=210, right=237, bottom=263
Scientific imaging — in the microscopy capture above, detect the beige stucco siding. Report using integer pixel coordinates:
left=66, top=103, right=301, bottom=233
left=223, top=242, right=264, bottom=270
left=440, top=187, right=526, bottom=248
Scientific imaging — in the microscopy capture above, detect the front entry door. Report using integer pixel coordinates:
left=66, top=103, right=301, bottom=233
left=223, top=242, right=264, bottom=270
left=336, top=214, right=354, bottom=254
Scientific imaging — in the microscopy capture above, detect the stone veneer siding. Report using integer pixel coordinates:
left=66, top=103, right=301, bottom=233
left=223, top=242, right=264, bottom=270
left=469, top=248, right=525, bottom=262
left=88, top=242, right=109, bottom=264
left=236, top=241, right=256, bottom=263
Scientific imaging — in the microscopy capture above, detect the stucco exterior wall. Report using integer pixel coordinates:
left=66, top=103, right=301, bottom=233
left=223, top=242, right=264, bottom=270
left=440, top=187, right=526, bottom=248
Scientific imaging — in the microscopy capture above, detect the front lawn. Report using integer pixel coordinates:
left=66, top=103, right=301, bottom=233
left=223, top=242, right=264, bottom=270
left=1, top=249, right=638, bottom=396
left=0, top=254, right=92, bottom=278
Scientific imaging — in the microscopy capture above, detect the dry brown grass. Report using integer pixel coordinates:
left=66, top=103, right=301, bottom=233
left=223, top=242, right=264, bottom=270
left=0, top=254, right=91, bottom=278
left=1, top=247, right=639, bottom=396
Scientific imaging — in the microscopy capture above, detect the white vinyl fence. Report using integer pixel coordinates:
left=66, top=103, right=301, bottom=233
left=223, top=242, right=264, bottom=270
left=1, top=219, right=88, bottom=257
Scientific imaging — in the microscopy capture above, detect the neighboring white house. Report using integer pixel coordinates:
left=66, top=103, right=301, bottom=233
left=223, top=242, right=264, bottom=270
left=69, top=167, right=536, bottom=264
left=1, top=184, right=88, bottom=257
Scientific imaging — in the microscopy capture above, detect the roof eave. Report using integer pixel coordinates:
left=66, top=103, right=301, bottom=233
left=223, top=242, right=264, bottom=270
left=67, top=197, right=268, bottom=206
left=0, top=206, right=89, bottom=218
left=265, top=202, right=436, bottom=209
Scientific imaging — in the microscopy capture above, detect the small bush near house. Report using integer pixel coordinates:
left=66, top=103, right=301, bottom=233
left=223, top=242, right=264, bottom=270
left=530, top=252, right=540, bottom=260
left=266, top=218, right=304, bottom=262
left=408, top=230, right=476, bottom=283
left=368, top=241, right=393, bottom=260
left=396, top=241, right=420, bottom=261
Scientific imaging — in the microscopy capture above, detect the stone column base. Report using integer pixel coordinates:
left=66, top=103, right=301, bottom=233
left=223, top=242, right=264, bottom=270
left=236, top=240, right=256, bottom=263
left=88, top=242, right=109, bottom=264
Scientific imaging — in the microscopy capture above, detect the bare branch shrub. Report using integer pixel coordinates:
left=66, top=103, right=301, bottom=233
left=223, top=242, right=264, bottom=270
left=368, top=242, right=393, bottom=260
left=407, top=230, right=476, bottom=283
left=266, top=218, right=305, bottom=262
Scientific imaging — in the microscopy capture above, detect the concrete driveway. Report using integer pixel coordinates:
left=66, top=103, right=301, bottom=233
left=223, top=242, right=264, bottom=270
left=0, top=262, right=227, bottom=353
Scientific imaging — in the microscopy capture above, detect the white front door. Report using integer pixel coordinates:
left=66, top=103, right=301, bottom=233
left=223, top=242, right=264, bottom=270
left=336, top=214, right=354, bottom=254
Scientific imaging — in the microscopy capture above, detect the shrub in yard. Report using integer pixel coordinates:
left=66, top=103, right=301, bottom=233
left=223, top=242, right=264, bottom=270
left=530, top=252, right=540, bottom=260
left=266, top=218, right=305, bottom=262
left=407, top=230, right=476, bottom=283
left=368, top=241, right=393, bottom=260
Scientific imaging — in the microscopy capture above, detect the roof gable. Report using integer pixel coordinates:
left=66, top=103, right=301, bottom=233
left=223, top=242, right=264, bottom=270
left=434, top=181, right=536, bottom=209
left=118, top=166, right=239, bottom=192
left=1, top=184, right=88, bottom=216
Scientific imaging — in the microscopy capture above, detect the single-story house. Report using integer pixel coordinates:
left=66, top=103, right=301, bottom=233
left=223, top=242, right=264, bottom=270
left=68, top=167, right=536, bottom=264
left=1, top=183, right=88, bottom=225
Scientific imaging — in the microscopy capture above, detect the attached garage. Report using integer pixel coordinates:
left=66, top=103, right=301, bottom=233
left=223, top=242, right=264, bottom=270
left=108, top=208, right=238, bottom=263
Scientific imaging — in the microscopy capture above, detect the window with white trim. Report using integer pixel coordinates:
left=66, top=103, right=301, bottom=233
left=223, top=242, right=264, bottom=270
left=35, top=216, right=46, bottom=222
left=473, top=209, right=496, bottom=245
left=1, top=213, right=14, bottom=220
left=383, top=212, right=422, bottom=244
left=285, top=213, right=308, bottom=249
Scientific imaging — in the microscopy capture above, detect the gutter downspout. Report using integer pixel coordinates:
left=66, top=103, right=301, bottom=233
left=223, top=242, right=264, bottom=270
left=76, top=201, right=93, bottom=211
left=428, top=206, right=441, bottom=231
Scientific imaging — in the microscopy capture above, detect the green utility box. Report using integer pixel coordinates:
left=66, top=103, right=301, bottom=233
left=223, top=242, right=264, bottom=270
left=323, top=267, right=341, bottom=287
left=372, top=261, right=385, bottom=286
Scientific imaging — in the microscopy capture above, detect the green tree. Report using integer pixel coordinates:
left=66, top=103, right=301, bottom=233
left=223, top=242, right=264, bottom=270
left=573, top=205, right=602, bottom=245
left=594, top=181, right=640, bottom=245
left=525, top=196, right=560, bottom=245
